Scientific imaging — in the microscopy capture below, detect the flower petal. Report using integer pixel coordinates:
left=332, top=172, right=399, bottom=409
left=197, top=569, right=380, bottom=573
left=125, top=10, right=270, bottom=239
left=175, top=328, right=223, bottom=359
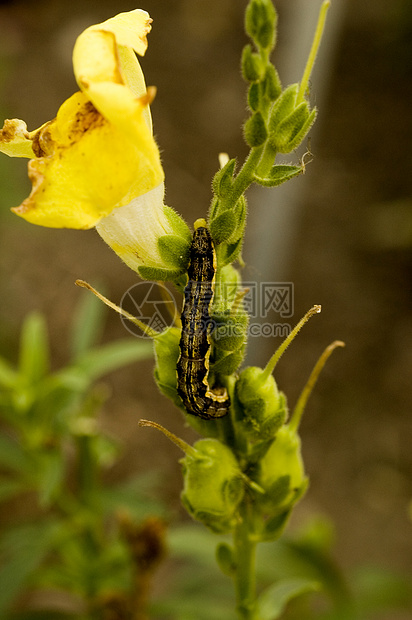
left=96, top=182, right=172, bottom=271
left=73, top=9, right=153, bottom=131
left=12, top=92, right=163, bottom=229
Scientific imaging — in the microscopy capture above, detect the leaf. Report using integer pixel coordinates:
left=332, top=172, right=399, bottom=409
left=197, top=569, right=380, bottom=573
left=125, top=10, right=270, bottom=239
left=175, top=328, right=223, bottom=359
left=19, top=312, right=49, bottom=384
left=70, top=282, right=106, bottom=359
left=0, top=521, right=58, bottom=613
left=0, top=434, right=29, bottom=473
left=59, top=339, right=153, bottom=388
left=216, top=542, right=236, bottom=576
left=38, top=451, right=65, bottom=508
left=0, top=355, right=19, bottom=389
left=259, top=577, right=320, bottom=620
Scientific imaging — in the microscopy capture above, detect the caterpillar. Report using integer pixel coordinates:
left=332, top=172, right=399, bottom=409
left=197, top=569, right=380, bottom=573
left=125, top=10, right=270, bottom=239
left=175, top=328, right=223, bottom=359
left=176, top=220, right=230, bottom=420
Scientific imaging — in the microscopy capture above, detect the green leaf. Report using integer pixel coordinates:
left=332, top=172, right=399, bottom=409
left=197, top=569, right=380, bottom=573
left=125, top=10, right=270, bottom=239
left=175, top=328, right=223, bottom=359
left=60, top=339, right=153, bottom=388
left=0, top=434, right=29, bottom=473
left=254, top=164, right=303, bottom=187
left=259, top=577, right=320, bottom=620
left=0, top=521, right=58, bottom=613
left=0, top=356, right=19, bottom=389
left=70, top=282, right=106, bottom=360
left=19, top=312, right=49, bottom=384
left=216, top=542, right=236, bottom=576
left=38, top=451, right=65, bottom=507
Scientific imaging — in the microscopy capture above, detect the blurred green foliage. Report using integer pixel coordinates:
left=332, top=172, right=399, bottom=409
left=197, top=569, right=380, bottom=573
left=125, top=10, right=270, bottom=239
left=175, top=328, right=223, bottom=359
left=0, top=290, right=165, bottom=618
left=155, top=519, right=412, bottom=620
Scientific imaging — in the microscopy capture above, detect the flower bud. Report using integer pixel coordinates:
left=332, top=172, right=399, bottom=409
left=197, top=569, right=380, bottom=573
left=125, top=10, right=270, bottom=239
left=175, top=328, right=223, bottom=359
left=269, top=103, right=316, bottom=154
left=241, top=44, right=264, bottom=83
left=245, top=0, right=277, bottom=51
left=180, top=439, right=244, bottom=533
left=244, top=111, right=267, bottom=147
left=211, top=158, right=236, bottom=199
left=258, top=425, right=307, bottom=513
left=235, top=366, right=286, bottom=440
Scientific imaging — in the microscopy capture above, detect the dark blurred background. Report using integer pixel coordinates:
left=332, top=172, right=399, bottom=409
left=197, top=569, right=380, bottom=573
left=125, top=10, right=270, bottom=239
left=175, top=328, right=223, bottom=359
left=0, top=0, right=411, bottom=588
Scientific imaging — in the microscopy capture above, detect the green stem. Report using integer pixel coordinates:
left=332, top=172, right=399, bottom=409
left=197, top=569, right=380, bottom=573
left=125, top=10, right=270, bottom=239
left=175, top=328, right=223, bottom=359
left=231, top=146, right=265, bottom=206
left=233, top=503, right=258, bottom=620
left=218, top=374, right=237, bottom=448
left=296, top=0, right=331, bottom=104
left=255, top=142, right=278, bottom=178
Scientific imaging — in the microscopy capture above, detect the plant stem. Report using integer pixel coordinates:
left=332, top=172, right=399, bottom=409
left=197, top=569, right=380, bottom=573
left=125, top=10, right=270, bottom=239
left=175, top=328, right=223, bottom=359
left=231, top=146, right=265, bottom=206
left=233, top=502, right=258, bottom=620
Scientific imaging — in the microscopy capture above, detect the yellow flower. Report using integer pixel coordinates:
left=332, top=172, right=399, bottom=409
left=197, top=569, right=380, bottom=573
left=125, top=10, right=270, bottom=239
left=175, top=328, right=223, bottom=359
left=0, top=10, right=189, bottom=278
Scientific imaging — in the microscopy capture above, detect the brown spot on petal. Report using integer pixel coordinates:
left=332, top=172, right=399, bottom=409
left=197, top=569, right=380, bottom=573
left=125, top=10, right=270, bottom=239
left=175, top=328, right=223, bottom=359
left=0, top=118, right=29, bottom=142
left=31, top=122, right=54, bottom=157
left=68, top=100, right=106, bottom=142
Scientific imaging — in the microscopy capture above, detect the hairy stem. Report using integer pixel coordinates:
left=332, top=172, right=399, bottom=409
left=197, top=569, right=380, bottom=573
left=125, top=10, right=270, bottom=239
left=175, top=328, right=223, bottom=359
left=233, top=503, right=258, bottom=620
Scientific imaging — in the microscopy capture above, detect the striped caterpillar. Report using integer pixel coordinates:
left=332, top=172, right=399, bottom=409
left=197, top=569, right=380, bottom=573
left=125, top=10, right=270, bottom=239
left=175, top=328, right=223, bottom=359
left=176, top=221, right=230, bottom=419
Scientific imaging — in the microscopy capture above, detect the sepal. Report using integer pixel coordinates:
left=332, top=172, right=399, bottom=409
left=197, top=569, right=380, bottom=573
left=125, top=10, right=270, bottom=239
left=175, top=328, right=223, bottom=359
left=254, top=164, right=303, bottom=187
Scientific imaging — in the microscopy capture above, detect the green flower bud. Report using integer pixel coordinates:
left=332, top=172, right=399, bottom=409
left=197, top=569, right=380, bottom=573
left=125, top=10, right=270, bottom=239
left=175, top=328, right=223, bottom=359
left=262, top=64, right=282, bottom=101
left=212, top=158, right=236, bottom=199
left=258, top=425, right=307, bottom=512
left=268, top=84, right=299, bottom=132
left=210, top=210, right=238, bottom=245
left=214, top=264, right=242, bottom=311
left=270, top=103, right=316, bottom=154
left=211, top=312, right=248, bottom=353
left=236, top=366, right=279, bottom=416
left=180, top=439, right=244, bottom=533
left=235, top=366, right=287, bottom=441
left=248, top=82, right=260, bottom=112
left=241, top=44, right=264, bottom=83
left=211, top=345, right=246, bottom=376
left=245, top=0, right=277, bottom=51
left=244, top=111, right=267, bottom=147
